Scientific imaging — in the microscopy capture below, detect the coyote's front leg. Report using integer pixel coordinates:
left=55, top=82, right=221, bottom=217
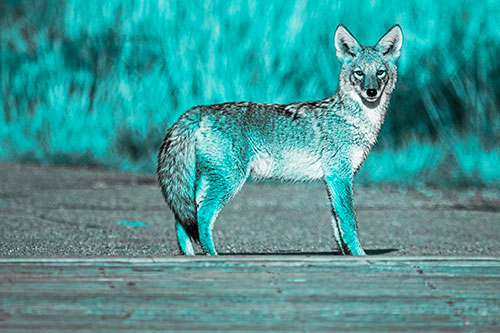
left=324, top=174, right=366, bottom=255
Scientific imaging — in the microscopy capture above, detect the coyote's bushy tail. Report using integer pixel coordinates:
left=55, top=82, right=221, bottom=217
left=157, top=111, right=200, bottom=243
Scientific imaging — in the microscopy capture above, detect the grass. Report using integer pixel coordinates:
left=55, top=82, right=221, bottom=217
left=358, top=137, right=500, bottom=187
left=0, top=0, right=499, bottom=187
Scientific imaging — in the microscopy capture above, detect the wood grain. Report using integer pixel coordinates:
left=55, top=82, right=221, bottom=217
left=0, top=257, right=499, bottom=331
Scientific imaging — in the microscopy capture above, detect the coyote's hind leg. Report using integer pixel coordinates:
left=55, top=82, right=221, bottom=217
left=175, top=219, right=195, bottom=256
left=196, top=172, right=246, bottom=256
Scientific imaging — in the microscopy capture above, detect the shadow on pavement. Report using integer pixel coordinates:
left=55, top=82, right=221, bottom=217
left=219, top=248, right=398, bottom=256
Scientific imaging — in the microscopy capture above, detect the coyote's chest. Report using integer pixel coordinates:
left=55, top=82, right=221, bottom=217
left=249, top=149, right=324, bottom=181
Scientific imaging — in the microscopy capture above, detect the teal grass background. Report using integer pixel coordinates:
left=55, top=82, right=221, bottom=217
left=1, top=0, right=499, bottom=187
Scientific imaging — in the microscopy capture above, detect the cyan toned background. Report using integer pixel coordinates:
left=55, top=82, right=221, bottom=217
left=1, top=0, right=499, bottom=187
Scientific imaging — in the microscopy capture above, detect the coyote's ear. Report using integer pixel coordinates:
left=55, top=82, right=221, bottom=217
left=375, top=24, right=403, bottom=62
left=334, top=25, right=361, bottom=64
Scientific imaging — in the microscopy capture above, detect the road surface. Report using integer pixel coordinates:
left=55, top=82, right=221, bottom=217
left=0, top=163, right=498, bottom=257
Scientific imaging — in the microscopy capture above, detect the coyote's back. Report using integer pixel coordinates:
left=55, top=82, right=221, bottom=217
left=157, top=24, right=403, bottom=256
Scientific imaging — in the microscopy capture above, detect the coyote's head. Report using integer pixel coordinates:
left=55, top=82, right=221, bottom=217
left=334, top=24, right=403, bottom=109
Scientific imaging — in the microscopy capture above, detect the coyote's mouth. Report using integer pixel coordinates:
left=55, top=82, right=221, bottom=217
left=361, top=95, right=381, bottom=108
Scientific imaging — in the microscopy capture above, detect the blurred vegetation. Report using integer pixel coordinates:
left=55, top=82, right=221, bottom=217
left=0, top=0, right=499, bottom=187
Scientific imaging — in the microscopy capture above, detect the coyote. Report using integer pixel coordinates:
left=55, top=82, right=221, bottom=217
left=158, top=24, right=403, bottom=256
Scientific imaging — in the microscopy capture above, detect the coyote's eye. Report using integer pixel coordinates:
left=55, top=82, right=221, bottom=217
left=353, top=70, right=364, bottom=79
left=376, top=70, right=386, bottom=78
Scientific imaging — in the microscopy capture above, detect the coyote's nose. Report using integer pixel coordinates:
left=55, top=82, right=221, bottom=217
left=367, top=89, right=377, bottom=97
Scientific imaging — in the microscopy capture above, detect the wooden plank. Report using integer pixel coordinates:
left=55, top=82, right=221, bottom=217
left=0, top=257, right=499, bottom=331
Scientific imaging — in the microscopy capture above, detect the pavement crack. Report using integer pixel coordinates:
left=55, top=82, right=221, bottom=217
left=41, top=203, right=166, bottom=212
left=39, top=213, right=79, bottom=226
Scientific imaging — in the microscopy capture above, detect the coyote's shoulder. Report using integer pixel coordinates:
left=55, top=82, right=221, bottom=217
left=157, top=24, right=403, bottom=256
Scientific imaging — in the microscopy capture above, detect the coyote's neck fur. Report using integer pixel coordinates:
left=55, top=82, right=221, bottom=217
left=336, top=85, right=392, bottom=147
